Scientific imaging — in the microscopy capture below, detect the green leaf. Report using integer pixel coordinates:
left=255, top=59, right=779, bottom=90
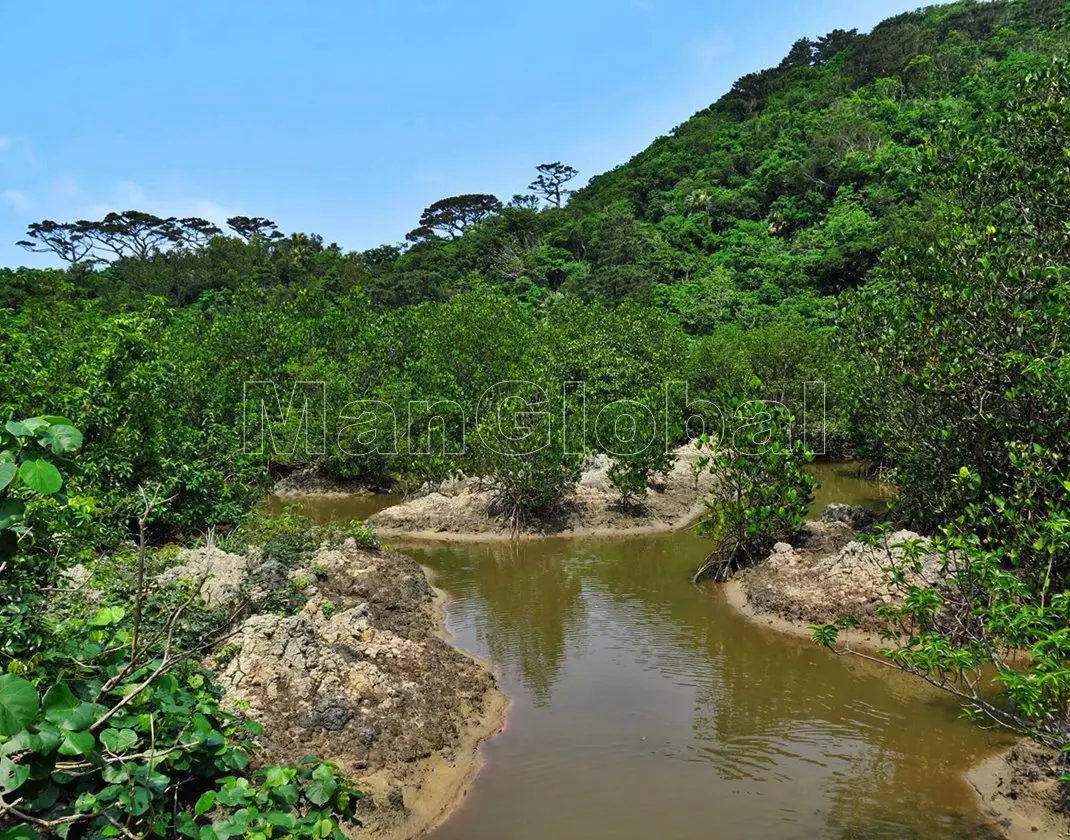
left=0, top=756, right=29, bottom=794
left=0, top=675, right=38, bottom=737
left=0, top=824, right=40, bottom=840
left=99, top=728, right=137, bottom=754
left=18, top=460, right=63, bottom=495
left=42, top=684, right=78, bottom=725
left=89, top=606, right=126, bottom=627
left=57, top=730, right=95, bottom=757
left=265, top=812, right=296, bottom=830
left=41, top=425, right=83, bottom=455
left=194, top=790, right=217, bottom=817
left=43, top=684, right=104, bottom=732
left=0, top=500, right=25, bottom=531
left=4, top=421, right=31, bottom=438
left=0, top=463, right=15, bottom=493
left=130, top=787, right=151, bottom=816
left=303, top=766, right=338, bottom=806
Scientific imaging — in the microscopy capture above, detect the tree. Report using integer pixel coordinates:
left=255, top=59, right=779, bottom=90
left=509, top=194, right=541, bottom=210
left=778, top=38, right=814, bottom=69
left=18, top=213, right=223, bottom=267
left=84, top=211, right=182, bottom=261
left=226, top=215, right=283, bottom=242
left=528, top=162, right=578, bottom=208
left=813, top=28, right=858, bottom=65
left=406, top=194, right=503, bottom=241
left=17, top=221, right=95, bottom=266
left=842, top=59, right=1070, bottom=531
left=174, top=216, right=223, bottom=248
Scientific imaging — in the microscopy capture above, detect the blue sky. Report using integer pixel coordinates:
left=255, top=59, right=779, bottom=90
left=1, top=0, right=925, bottom=268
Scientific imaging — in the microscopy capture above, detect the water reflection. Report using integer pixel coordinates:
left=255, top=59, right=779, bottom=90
left=419, top=541, right=587, bottom=706
left=282, top=467, right=1004, bottom=840
left=807, top=460, right=896, bottom=517
left=404, top=529, right=1006, bottom=840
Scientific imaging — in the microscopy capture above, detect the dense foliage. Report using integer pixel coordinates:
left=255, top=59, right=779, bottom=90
left=3, top=0, right=1070, bottom=818
left=0, top=430, right=363, bottom=840
left=816, top=62, right=1070, bottom=787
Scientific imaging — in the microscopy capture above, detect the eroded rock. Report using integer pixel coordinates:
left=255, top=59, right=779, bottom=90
left=211, top=543, right=500, bottom=836
left=736, top=506, right=940, bottom=632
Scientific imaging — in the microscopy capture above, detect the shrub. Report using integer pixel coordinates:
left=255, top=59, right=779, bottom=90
left=0, top=429, right=362, bottom=840
left=693, top=401, right=816, bottom=581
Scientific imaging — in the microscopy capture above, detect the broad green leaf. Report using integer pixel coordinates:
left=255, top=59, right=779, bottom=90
left=57, top=730, right=94, bottom=757
left=0, top=675, right=38, bottom=737
left=38, top=416, right=73, bottom=428
left=194, top=790, right=216, bottom=817
left=89, top=606, right=126, bottom=627
left=41, top=425, right=83, bottom=455
left=4, top=421, right=30, bottom=438
left=0, top=463, right=15, bottom=493
left=130, top=787, right=151, bottom=816
left=43, top=684, right=103, bottom=731
left=19, top=459, right=63, bottom=495
left=303, top=770, right=338, bottom=806
left=42, top=684, right=79, bottom=725
left=99, top=728, right=137, bottom=754
left=262, top=766, right=290, bottom=788
left=0, top=756, right=29, bottom=794
left=264, top=812, right=296, bottom=829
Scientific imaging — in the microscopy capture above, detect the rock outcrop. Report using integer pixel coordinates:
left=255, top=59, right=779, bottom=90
left=733, top=505, right=938, bottom=632
left=167, top=539, right=504, bottom=839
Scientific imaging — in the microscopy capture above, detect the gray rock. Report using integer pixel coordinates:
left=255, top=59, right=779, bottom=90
left=307, top=696, right=353, bottom=731
left=819, top=503, right=878, bottom=532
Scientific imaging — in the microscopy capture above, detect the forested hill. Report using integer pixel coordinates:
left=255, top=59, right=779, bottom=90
left=5, top=0, right=1068, bottom=329
left=561, top=0, right=1069, bottom=322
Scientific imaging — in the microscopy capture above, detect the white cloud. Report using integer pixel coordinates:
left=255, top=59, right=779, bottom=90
left=3, top=176, right=236, bottom=227
left=1, top=189, right=30, bottom=214
left=685, top=29, right=730, bottom=74
left=83, top=179, right=236, bottom=226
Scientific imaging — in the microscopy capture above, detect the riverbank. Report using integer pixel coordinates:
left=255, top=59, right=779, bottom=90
left=173, top=538, right=506, bottom=840
left=969, top=742, right=1069, bottom=840
left=720, top=508, right=1069, bottom=840
left=364, top=444, right=715, bottom=541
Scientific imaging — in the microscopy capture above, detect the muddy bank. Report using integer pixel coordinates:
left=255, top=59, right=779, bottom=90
left=968, top=742, right=1069, bottom=840
left=367, top=444, right=715, bottom=541
left=172, top=541, right=506, bottom=840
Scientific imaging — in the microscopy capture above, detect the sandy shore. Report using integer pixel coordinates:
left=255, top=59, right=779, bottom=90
left=722, top=578, right=892, bottom=651
left=968, top=744, right=1069, bottom=840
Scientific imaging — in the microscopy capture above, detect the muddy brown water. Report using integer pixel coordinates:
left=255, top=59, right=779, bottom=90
left=270, top=465, right=1007, bottom=839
